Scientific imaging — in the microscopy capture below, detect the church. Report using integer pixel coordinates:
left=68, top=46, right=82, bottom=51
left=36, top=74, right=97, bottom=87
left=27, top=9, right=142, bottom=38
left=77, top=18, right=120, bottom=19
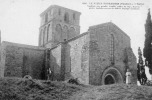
left=0, top=5, right=137, bottom=85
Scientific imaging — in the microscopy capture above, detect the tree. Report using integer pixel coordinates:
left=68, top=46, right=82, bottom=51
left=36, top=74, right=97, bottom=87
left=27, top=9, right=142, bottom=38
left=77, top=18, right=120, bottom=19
left=143, top=9, right=152, bottom=77
left=138, top=47, right=147, bottom=85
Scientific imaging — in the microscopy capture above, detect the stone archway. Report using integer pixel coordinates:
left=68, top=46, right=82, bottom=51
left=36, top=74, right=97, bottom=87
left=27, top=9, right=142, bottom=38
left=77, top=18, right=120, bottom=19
left=104, top=74, right=116, bottom=85
left=101, top=67, right=123, bottom=85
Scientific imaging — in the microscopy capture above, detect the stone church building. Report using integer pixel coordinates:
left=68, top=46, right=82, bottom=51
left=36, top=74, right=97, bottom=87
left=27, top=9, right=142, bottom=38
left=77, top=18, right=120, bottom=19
left=0, top=5, right=137, bottom=85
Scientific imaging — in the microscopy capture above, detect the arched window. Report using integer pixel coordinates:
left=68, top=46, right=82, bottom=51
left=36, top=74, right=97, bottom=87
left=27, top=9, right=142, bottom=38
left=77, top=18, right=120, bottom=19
left=47, top=24, right=50, bottom=42
left=81, top=44, right=89, bottom=63
left=68, top=27, right=75, bottom=39
left=62, top=25, right=68, bottom=41
left=45, top=13, right=48, bottom=23
left=81, top=43, right=89, bottom=82
left=64, top=12, right=69, bottom=23
left=55, top=24, right=62, bottom=43
left=110, top=34, right=114, bottom=64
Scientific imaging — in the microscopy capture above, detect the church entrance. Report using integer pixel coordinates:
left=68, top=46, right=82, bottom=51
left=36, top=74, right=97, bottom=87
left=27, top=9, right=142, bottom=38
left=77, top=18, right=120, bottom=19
left=104, top=74, right=116, bottom=85
left=101, top=67, right=123, bottom=85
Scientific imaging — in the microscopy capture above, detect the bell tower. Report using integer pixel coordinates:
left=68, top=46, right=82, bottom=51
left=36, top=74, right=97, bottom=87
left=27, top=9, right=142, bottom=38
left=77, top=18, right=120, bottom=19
left=38, top=5, right=81, bottom=48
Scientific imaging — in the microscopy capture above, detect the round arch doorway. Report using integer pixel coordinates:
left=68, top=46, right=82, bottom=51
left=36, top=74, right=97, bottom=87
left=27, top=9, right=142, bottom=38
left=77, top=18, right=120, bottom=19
left=101, top=67, right=123, bottom=85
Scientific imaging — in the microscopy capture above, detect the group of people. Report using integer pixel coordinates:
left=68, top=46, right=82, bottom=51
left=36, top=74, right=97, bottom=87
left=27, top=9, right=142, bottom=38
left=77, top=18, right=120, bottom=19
left=46, top=67, right=132, bottom=85
left=46, top=67, right=146, bottom=85
left=122, top=67, right=148, bottom=85
left=125, top=65, right=148, bottom=85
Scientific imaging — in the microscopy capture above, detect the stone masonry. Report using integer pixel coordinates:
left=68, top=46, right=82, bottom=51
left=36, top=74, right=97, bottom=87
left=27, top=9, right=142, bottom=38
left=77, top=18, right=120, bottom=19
left=0, top=42, right=45, bottom=79
left=0, top=5, right=137, bottom=85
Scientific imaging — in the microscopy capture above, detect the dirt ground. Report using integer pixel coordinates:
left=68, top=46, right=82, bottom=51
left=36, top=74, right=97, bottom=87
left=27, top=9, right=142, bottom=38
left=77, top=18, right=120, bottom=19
left=0, top=77, right=152, bottom=100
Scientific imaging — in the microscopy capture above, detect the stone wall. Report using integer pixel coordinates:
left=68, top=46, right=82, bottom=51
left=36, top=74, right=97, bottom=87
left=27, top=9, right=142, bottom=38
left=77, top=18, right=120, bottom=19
left=45, top=41, right=53, bottom=49
left=88, top=22, right=137, bottom=85
left=50, top=44, right=62, bottom=80
left=49, top=33, right=90, bottom=84
left=66, top=33, right=90, bottom=85
left=89, top=24, right=111, bottom=85
left=109, top=24, right=137, bottom=84
left=0, top=41, right=45, bottom=79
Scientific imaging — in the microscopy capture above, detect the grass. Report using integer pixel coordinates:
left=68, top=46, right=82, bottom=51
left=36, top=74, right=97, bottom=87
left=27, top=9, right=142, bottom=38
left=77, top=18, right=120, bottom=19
left=0, top=77, right=152, bottom=100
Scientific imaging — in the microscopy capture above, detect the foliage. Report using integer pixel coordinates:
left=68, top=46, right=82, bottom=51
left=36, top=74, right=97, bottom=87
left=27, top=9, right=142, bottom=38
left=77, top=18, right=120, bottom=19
left=143, top=9, right=152, bottom=74
left=2, top=77, right=152, bottom=100
left=0, top=77, right=83, bottom=100
left=137, top=47, right=147, bottom=85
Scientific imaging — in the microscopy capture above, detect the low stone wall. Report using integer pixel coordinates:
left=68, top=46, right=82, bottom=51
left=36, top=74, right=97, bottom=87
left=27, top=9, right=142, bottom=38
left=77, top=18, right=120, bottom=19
left=0, top=41, right=45, bottom=79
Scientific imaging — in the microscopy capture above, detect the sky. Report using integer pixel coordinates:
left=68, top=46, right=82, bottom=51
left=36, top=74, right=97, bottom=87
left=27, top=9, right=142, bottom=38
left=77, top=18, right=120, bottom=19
left=0, top=0, right=152, bottom=79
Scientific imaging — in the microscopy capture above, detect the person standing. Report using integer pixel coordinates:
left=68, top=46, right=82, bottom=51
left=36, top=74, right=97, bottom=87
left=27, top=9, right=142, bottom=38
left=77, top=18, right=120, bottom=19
left=126, top=69, right=131, bottom=85
left=47, top=68, right=52, bottom=80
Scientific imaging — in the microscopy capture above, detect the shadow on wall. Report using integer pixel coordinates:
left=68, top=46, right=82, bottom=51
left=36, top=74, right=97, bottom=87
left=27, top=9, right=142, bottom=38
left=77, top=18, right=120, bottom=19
left=22, top=51, right=45, bottom=79
left=50, top=51, right=60, bottom=81
left=41, top=59, right=46, bottom=80
left=49, top=42, right=72, bottom=81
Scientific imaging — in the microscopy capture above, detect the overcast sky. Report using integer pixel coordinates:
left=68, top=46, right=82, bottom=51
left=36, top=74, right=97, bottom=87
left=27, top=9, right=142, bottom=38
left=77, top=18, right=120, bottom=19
left=0, top=0, right=152, bottom=79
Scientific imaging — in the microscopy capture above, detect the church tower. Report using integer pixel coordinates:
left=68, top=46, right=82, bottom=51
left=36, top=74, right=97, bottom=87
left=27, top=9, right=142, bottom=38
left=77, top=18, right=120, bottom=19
left=38, top=5, right=81, bottom=48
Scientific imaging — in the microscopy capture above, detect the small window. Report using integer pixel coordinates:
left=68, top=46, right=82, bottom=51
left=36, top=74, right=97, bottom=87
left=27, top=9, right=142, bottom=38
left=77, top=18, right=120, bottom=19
left=73, top=13, right=76, bottom=20
left=58, top=9, right=61, bottom=15
left=64, top=12, right=69, bottom=23
left=47, top=24, right=50, bottom=42
left=110, top=34, right=114, bottom=64
left=45, top=13, right=48, bottom=23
